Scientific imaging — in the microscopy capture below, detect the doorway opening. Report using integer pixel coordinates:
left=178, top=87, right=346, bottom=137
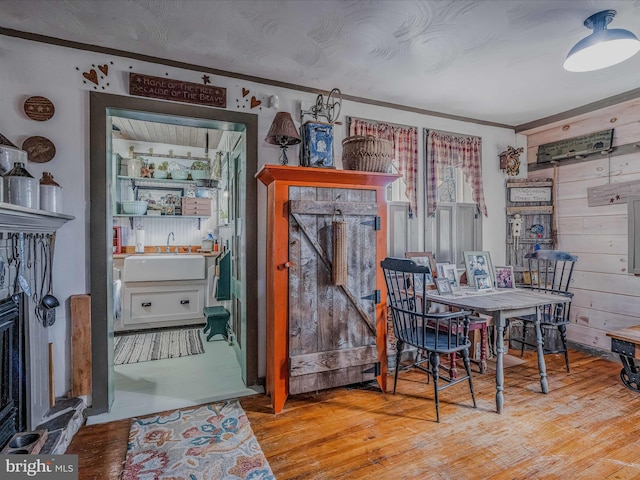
left=89, top=93, right=259, bottom=418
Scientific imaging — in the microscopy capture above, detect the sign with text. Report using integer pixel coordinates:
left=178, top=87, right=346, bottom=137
left=536, top=129, right=613, bottom=163
left=129, top=73, right=226, bottom=108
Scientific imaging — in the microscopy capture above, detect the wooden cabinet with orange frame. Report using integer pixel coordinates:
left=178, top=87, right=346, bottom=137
left=257, top=165, right=399, bottom=414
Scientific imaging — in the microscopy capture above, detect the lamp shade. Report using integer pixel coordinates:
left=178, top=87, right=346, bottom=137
left=564, top=10, right=640, bottom=72
left=265, top=112, right=301, bottom=146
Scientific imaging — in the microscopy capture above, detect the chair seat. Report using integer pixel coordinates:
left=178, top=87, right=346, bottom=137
left=397, top=328, right=470, bottom=354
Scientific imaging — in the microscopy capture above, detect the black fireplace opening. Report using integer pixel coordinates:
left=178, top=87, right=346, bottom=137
left=0, top=293, right=26, bottom=450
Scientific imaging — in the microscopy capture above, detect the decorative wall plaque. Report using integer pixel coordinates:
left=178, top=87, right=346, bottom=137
left=537, top=129, right=613, bottom=163
left=21, top=136, right=56, bottom=163
left=24, top=96, right=55, bottom=121
left=509, top=187, right=552, bottom=202
left=129, top=73, right=226, bottom=108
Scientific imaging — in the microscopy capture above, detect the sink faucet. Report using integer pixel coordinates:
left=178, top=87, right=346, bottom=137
left=166, top=232, right=175, bottom=253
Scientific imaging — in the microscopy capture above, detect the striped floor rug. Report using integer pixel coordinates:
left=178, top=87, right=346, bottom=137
left=114, top=328, right=205, bottom=366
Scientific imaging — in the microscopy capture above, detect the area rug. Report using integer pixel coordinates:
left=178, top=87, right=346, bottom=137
left=114, top=328, right=205, bottom=366
left=122, top=400, right=275, bottom=480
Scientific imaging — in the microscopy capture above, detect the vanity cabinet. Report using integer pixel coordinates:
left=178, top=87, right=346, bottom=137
left=257, top=165, right=399, bottom=414
left=122, top=282, right=205, bottom=328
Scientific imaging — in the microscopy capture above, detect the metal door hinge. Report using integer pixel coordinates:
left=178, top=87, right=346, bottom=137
left=362, top=362, right=381, bottom=376
left=361, top=290, right=381, bottom=303
left=362, top=216, right=381, bottom=230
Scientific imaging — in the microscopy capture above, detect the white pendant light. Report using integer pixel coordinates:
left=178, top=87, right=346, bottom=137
left=563, top=10, right=640, bottom=72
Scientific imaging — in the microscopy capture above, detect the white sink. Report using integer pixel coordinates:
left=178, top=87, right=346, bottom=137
left=123, top=255, right=205, bottom=282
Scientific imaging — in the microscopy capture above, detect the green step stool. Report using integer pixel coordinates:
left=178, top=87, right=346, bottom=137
left=203, top=306, right=231, bottom=343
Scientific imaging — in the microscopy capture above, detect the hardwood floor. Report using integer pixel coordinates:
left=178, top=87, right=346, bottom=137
left=67, top=350, right=640, bottom=479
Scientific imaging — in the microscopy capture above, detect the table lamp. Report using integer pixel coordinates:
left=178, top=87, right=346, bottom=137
left=265, top=112, right=301, bottom=165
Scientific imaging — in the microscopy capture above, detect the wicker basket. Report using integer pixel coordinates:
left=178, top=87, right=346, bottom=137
left=341, top=135, right=393, bottom=173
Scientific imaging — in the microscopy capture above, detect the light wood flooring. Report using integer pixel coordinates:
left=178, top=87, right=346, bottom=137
left=68, top=349, right=640, bottom=479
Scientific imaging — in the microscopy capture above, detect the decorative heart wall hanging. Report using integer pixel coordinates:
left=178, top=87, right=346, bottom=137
left=242, top=88, right=250, bottom=97
left=250, top=96, right=262, bottom=109
left=83, top=69, right=99, bottom=85
left=77, top=61, right=113, bottom=90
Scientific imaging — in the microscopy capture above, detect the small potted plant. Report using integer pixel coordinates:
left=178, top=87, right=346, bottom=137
left=190, top=160, right=209, bottom=180
left=153, top=161, right=169, bottom=179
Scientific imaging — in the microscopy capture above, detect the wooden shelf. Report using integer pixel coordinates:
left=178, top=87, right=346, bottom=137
left=0, top=202, right=74, bottom=233
left=117, top=175, right=220, bottom=187
left=133, top=151, right=209, bottom=162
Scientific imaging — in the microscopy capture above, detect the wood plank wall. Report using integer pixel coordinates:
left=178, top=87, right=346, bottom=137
left=522, top=98, right=640, bottom=353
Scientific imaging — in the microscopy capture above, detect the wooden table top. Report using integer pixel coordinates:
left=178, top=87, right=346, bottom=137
left=606, top=324, right=640, bottom=345
left=424, top=288, right=570, bottom=313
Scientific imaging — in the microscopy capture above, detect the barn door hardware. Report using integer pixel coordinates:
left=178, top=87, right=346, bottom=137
left=361, top=216, right=381, bottom=230
left=361, top=290, right=381, bottom=304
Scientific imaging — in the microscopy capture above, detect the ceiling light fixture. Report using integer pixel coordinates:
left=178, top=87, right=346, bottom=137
left=564, top=10, right=640, bottom=72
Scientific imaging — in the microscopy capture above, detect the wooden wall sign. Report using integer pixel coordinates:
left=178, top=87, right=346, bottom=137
left=509, top=186, right=552, bottom=202
left=21, top=136, right=56, bottom=163
left=24, top=96, right=55, bottom=121
left=537, top=129, right=613, bottom=164
left=129, top=73, right=226, bottom=108
left=587, top=179, right=640, bottom=206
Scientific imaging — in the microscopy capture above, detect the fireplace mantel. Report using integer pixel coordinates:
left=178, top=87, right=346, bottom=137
left=0, top=202, right=74, bottom=233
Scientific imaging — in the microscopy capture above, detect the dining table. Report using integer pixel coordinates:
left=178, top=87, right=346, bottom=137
left=424, top=287, right=571, bottom=414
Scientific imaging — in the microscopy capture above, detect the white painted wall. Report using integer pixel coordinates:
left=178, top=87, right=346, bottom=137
left=0, top=34, right=525, bottom=397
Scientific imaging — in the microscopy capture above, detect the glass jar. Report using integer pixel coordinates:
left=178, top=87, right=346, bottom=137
left=127, top=157, right=143, bottom=177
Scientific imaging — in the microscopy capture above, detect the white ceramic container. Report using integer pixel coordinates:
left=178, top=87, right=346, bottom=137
left=40, top=184, right=62, bottom=213
left=4, top=162, right=39, bottom=209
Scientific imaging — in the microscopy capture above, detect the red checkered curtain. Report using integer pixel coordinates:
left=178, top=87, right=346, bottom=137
left=350, top=118, right=418, bottom=217
left=426, top=129, right=487, bottom=217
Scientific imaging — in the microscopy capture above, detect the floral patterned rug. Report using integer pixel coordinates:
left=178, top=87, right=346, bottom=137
left=122, top=400, right=275, bottom=479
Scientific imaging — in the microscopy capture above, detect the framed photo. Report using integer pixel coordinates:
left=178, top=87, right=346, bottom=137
left=441, top=264, right=459, bottom=288
left=495, top=266, right=515, bottom=289
left=435, top=262, right=448, bottom=278
left=405, top=252, right=437, bottom=276
left=474, top=274, right=493, bottom=291
left=463, top=251, right=494, bottom=287
left=135, top=186, right=184, bottom=213
left=435, top=278, right=453, bottom=295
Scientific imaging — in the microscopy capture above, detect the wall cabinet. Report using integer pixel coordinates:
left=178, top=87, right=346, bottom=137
left=257, top=165, right=399, bottom=414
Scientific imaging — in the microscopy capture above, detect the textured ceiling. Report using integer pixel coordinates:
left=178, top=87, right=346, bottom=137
left=2, top=0, right=640, bottom=127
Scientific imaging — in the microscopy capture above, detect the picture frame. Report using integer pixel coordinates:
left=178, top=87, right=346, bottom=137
left=405, top=252, right=437, bottom=277
left=474, top=274, right=493, bottom=291
left=441, top=263, right=459, bottom=288
left=435, top=278, right=453, bottom=295
left=135, top=186, right=184, bottom=213
left=435, top=262, right=448, bottom=278
left=494, top=265, right=515, bottom=289
left=463, top=251, right=494, bottom=287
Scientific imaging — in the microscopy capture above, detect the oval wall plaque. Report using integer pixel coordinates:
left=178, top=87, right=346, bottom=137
left=23, top=96, right=55, bottom=121
left=21, top=136, right=56, bottom=163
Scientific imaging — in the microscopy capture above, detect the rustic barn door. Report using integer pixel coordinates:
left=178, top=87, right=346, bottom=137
left=288, top=186, right=379, bottom=395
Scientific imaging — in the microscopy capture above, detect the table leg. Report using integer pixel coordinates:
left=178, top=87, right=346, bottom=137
left=495, top=313, right=505, bottom=414
left=479, top=323, right=487, bottom=374
left=534, top=306, right=549, bottom=394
